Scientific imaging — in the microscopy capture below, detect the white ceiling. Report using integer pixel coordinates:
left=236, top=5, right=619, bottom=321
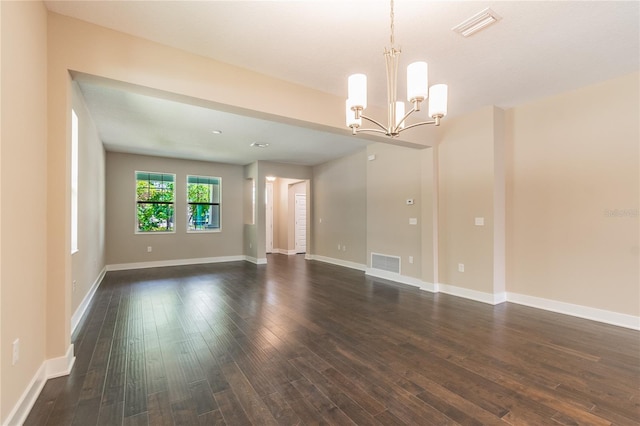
left=76, top=78, right=371, bottom=166
left=47, top=1, right=639, bottom=166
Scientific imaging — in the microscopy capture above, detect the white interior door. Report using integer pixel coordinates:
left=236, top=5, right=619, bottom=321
left=294, top=193, right=306, bottom=253
left=265, top=182, right=273, bottom=253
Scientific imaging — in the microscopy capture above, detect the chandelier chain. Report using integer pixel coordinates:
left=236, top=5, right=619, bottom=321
left=390, top=0, right=395, bottom=46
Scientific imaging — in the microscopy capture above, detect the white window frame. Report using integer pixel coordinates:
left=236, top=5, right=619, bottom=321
left=135, top=171, right=176, bottom=234
left=186, top=175, right=222, bottom=233
left=71, top=109, right=79, bottom=254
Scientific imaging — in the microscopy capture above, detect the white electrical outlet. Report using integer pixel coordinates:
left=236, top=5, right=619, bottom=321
left=249, top=243, right=252, bottom=249
left=475, top=217, right=485, bottom=226
left=147, top=246, right=152, bottom=253
left=409, top=256, right=414, bottom=264
left=409, top=218, right=418, bottom=225
left=12, top=339, right=19, bottom=365
left=458, top=263, right=465, bottom=272
left=337, top=244, right=341, bottom=250
left=72, top=280, right=77, bottom=293
left=343, top=245, right=347, bottom=251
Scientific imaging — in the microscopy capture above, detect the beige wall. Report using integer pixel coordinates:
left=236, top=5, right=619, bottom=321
left=437, top=106, right=497, bottom=293
left=243, top=162, right=258, bottom=260
left=367, top=143, right=423, bottom=278
left=70, top=82, right=106, bottom=314
left=1, top=1, right=48, bottom=421
left=105, top=152, right=244, bottom=265
left=312, top=150, right=367, bottom=264
left=420, top=147, right=436, bottom=284
left=507, top=72, right=639, bottom=316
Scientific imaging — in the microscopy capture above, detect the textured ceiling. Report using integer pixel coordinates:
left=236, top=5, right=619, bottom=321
left=47, top=1, right=639, bottom=165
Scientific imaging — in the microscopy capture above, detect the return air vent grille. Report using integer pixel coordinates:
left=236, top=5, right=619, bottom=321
left=371, top=253, right=401, bottom=274
left=452, top=8, right=502, bottom=37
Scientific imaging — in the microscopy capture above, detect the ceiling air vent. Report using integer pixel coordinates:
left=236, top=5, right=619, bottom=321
left=452, top=8, right=501, bottom=37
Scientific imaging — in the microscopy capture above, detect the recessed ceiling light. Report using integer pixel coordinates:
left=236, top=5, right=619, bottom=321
left=452, top=8, right=501, bottom=37
left=211, top=130, right=222, bottom=134
left=250, top=142, right=269, bottom=148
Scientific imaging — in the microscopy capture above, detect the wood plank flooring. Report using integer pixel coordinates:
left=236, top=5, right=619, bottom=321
left=25, top=254, right=640, bottom=425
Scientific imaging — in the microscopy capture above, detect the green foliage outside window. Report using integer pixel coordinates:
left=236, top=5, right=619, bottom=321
left=136, top=172, right=175, bottom=232
left=187, top=176, right=220, bottom=231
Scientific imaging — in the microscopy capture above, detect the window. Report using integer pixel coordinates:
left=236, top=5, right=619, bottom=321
left=71, top=110, right=79, bottom=253
left=136, top=172, right=175, bottom=232
left=187, top=175, right=221, bottom=232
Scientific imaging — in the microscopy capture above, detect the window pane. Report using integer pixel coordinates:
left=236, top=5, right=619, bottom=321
left=136, top=171, right=175, bottom=232
left=187, top=175, right=221, bottom=232
left=137, top=203, right=174, bottom=232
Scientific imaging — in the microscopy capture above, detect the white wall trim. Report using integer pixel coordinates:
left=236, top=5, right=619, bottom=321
left=437, top=282, right=505, bottom=305
left=272, top=248, right=297, bottom=256
left=507, top=292, right=640, bottom=330
left=494, top=291, right=508, bottom=304
left=106, top=255, right=247, bottom=271
left=2, top=344, right=75, bottom=426
left=366, top=268, right=436, bottom=292
left=71, top=267, right=106, bottom=335
left=46, top=344, right=76, bottom=379
left=245, top=256, right=267, bottom=265
left=2, top=364, right=46, bottom=426
left=307, top=254, right=367, bottom=271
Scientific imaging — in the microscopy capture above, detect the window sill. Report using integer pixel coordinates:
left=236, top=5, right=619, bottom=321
left=187, top=229, right=222, bottom=234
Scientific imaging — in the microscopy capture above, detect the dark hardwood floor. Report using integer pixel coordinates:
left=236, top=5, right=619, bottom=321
left=25, top=254, right=639, bottom=425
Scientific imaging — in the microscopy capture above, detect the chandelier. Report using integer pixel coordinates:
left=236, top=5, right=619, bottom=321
left=346, top=0, right=448, bottom=137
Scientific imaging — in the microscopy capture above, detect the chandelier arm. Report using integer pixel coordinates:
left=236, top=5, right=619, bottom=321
left=354, top=128, right=390, bottom=135
left=360, top=114, right=390, bottom=133
left=397, top=119, right=440, bottom=133
left=396, top=105, right=420, bottom=128
left=398, top=120, right=437, bottom=133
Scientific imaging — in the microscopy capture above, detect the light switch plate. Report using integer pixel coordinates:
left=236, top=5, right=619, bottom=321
left=475, top=217, right=485, bottom=226
left=409, top=218, right=418, bottom=225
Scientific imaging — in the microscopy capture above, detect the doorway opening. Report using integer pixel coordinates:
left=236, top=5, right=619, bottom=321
left=265, top=178, right=308, bottom=255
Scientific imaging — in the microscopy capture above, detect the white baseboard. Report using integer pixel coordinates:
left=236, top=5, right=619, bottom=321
left=307, top=254, right=366, bottom=271
left=437, top=282, right=506, bottom=305
left=507, top=292, right=640, bottom=330
left=106, top=255, right=247, bottom=271
left=46, top=344, right=76, bottom=379
left=2, top=344, right=75, bottom=426
left=366, top=268, right=436, bottom=291
left=71, top=268, right=106, bottom=335
left=245, top=256, right=267, bottom=265
left=271, top=248, right=298, bottom=256
left=352, top=269, right=637, bottom=330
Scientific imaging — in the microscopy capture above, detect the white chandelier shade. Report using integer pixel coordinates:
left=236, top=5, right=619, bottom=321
left=428, top=84, right=448, bottom=118
left=406, top=61, right=428, bottom=102
left=347, top=74, right=367, bottom=110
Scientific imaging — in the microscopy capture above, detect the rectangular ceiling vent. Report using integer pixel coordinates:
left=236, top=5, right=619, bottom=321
left=452, top=8, right=502, bottom=37
left=371, top=253, right=401, bottom=274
